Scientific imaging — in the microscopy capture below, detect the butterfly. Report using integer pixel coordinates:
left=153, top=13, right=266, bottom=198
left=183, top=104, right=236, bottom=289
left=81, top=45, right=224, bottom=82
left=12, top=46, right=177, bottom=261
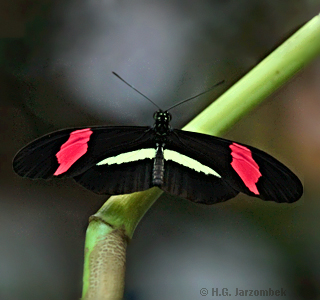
left=13, top=73, right=303, bottom=204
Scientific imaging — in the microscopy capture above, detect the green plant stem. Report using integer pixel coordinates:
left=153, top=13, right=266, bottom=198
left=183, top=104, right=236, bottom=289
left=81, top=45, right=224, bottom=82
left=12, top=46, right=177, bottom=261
left=184, top=13, right=320, bottom=136
left=82, top=187, right=163, bottom=300
left=82, top=13, right=320, bottom=300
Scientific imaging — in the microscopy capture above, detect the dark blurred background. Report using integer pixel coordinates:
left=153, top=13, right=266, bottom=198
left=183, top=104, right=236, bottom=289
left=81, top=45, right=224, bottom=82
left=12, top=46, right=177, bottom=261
left=1, top=1, right=320, bottom=299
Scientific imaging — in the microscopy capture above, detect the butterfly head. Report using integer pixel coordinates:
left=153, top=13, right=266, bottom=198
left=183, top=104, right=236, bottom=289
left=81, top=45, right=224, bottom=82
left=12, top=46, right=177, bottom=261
left=153, top=110, right=172, bottom=136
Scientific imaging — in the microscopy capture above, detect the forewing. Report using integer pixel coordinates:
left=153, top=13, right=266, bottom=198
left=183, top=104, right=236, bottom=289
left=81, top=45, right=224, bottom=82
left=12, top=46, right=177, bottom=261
left=167, top=129, right=303, bottom=203
left=13, top=126, right=154, bottom=179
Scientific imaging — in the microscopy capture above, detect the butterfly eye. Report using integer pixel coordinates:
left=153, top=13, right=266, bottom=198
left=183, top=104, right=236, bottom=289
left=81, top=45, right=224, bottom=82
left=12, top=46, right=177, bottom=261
left=153, top=112, right=158, bottom=119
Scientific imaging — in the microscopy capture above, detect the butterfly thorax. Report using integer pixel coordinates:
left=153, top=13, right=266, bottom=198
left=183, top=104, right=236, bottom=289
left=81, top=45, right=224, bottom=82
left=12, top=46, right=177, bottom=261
left=153, top=110, right=172, bottom=137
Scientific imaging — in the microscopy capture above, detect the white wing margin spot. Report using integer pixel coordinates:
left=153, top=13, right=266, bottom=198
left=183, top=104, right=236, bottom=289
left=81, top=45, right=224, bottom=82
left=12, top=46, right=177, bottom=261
left=164, top=149, right=221, bottom=177
left=97, top=148, right=156, bottom=165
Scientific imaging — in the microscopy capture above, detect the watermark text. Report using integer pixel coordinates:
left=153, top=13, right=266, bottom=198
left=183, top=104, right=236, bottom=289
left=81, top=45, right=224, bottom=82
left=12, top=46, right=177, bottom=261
left=199, top=287, right=287, bottom=297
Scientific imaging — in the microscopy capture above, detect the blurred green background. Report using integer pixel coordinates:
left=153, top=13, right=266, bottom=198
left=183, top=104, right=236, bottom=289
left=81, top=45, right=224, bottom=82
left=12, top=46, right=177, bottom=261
left=1, top=1, right=319, bottom=299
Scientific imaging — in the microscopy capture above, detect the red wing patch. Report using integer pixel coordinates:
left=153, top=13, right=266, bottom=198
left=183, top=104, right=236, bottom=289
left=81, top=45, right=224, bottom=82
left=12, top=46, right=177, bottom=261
left=229, top=143, right=261, bottom=195
left=54, top=128, right=93, bottom=176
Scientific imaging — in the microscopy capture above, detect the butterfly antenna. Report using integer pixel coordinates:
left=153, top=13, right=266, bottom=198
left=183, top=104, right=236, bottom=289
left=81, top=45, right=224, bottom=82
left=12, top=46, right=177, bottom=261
left=166, top=79, right=225, bottom=111
left=112, top=72, right=161, bottom=110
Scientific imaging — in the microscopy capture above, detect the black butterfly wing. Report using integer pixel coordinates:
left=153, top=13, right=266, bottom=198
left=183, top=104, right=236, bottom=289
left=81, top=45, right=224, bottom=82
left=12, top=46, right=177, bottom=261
left=165, top=129, right=303, bottom=203
left=161, top=160, right=239, bottom=204
left=13, top=126, right=155, bottom=181
left=13, top=125, right=303, bottom=203
left=73, top=155, right=154, bottom=195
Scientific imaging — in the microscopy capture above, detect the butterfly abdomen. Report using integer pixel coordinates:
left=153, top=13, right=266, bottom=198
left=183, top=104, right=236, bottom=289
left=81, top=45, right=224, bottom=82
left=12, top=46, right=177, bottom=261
left=152, top=144, right=165, bottom=186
